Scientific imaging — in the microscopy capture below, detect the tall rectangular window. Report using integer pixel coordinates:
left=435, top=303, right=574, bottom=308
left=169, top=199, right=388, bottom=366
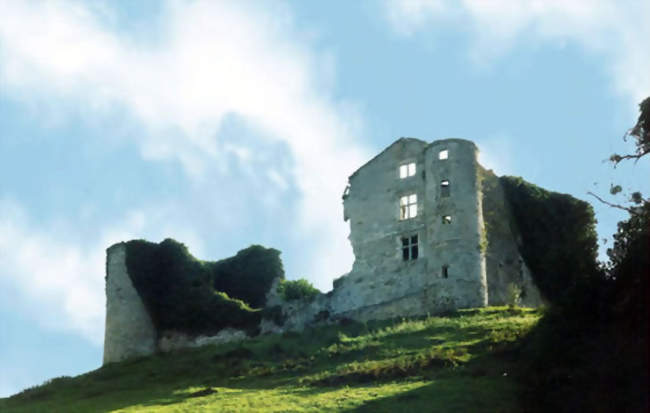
left=442, top=265, right=449, bottom=278
left=402, top=234, right=419, bottom=261
left=400, top=194, right=417, bottom=219
left=399, top=162, right=416, bottom=179
left=441, top=180, right=450, bottom=198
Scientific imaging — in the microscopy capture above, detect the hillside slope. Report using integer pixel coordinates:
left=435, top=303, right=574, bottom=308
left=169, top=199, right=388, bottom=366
left=0, top=307, right=540, bottom=413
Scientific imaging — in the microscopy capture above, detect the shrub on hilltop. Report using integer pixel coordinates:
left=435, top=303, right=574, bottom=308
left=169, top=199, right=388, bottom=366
left=278, top=278, right=320, bottom=302
left=211, top=245, right=284, bottom=308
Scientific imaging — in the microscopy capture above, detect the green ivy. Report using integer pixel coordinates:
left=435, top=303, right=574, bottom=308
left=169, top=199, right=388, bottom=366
left=124, top=239, right=284, bottom=336
left=500, top=176, right=600, bottom=304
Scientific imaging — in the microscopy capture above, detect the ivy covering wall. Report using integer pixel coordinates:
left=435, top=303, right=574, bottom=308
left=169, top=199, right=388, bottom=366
left=500, top=176, right=600, bottom=304
left=124, top=239, right=284, bottom=336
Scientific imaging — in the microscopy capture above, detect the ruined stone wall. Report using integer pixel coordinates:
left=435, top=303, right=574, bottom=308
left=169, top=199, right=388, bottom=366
left=423, top=139, right=487, bottom=308
left=104, top=137, right=547, bottom=361
left=103, top=244, right=251, bottom=364
left=329, top=138, right=488, bottom=319
left=264, top=138, right=541, bottom=333
left=103, top=243, right=157, bottom=364
left=333, top=138, right=430, bottom=313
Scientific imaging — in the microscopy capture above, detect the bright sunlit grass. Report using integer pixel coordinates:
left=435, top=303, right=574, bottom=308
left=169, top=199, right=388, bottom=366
left=0, top=307, right=540, bottom=413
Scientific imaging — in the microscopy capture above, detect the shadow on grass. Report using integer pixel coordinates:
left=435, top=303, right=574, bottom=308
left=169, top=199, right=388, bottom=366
left=342, top=351, right=526, bottom=413
left=2, top=308, right=539, bottom=413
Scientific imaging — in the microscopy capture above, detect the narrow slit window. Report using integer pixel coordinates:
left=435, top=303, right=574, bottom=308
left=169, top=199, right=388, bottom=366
left=439, top=150, right=448, bottom=160
left=400, top=194, right=417, bottom=220
left=442, top=265, right=449, bottom=278
left=399, top=162, right=416, bottom=179
left=442, top=215, right=452, bottom=224
left=401, top=234, right=419, bottom=261
left=440, top=180, right=450, bottom=198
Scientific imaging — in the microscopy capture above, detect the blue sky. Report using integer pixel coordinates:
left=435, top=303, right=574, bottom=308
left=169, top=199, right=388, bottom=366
left=1, top=0, right=648, bottom=397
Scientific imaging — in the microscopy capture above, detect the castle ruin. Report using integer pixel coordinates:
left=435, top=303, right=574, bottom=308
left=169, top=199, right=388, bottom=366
left=104, top=137, right=543, bottom=364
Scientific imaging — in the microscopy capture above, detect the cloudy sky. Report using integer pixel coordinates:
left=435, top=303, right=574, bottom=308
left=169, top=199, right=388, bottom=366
left=1, top=0, right=648, bottom=397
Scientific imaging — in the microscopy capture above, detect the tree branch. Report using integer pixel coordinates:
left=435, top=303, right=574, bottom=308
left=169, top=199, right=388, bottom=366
left=610, top=148, right=650, bottom=167
left=587, top=191, right=636, bottom=213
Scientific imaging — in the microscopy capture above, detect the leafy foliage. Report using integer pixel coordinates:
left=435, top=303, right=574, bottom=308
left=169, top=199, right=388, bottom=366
left=500, top=176, right=600, bottom=304
left=606, top=201, right=649, bottom=331
left=278, top=279, right=320, bottom=302
left=124, top=239, right=284, bottom=336
left=212, top=245, right=285, bottom=308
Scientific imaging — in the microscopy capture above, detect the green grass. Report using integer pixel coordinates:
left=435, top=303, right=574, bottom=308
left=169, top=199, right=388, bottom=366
left=0, top=307, right=541, bottom=412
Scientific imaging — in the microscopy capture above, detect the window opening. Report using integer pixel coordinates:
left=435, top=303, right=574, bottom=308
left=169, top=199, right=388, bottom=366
left=402, top=234, right=419, bottom=261
left=439, top=150, right=448, bottom=160
left=440, top=180, right=450, bottom=198
left=442, top=265, right=449, bottom=278
left=442, top=215, right=452, bottom=224
left=399, top=162, right=416, bottom=179
left=400, top=194, right=417, bottom=219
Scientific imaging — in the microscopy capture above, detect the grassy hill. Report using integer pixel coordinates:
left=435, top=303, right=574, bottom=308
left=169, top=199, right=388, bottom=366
left=0, top=307, right=540, bottom=413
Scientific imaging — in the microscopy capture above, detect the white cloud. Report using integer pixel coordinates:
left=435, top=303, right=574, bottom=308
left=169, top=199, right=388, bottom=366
left=385, top=0, right=650, bottom=104
left=475, top=133, right=516, bottom=176
left=0, top=199, right=204, bottom=344
left=0, top=1, right=371, bottom=291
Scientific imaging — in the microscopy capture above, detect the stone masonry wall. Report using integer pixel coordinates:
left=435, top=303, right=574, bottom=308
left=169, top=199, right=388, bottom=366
left=103, top=243, right=157, bottom=364
left=103, top=244, right=251, bottom=364
left=329, top=138, right=488, bottom=320
left=267, top=138, right=540, bottom=332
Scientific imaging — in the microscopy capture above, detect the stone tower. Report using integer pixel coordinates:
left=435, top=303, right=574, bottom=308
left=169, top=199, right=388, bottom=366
left=423, top=138, right=487, bottom=308
left=103, top=243, right=156, bottom=364
left=329, top=138, right=487, bottom=319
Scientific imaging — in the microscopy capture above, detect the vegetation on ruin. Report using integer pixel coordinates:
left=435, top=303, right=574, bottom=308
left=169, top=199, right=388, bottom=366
left=499, top=176, right=600, bottom=305
left=124, top=239, right=285, bottom=336
left=278, top=278, right=321, bottom=302
left=0, top=307, right=541, bottom=413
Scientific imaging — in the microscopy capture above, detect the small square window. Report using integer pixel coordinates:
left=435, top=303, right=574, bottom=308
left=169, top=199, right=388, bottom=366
left=439, top=150, right=448, bottom=160
left=402, top=234, right=419, bottom=261
left=440, top=180, right=450, bottom=198
left=399, top=162, right=416, bottom=179
left=442, top=215, right=452, bottom=224
left=400, top=194, right=418, bottom=219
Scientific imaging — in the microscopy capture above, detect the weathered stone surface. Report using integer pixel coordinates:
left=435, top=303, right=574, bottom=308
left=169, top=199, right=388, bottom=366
left=333, top=138, right=489, bottom=316
left=259, top=138, right=545, bottom=335
left=103, top=243, right=156, bottom=364
left=264, top=277, right=284, bottom=308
